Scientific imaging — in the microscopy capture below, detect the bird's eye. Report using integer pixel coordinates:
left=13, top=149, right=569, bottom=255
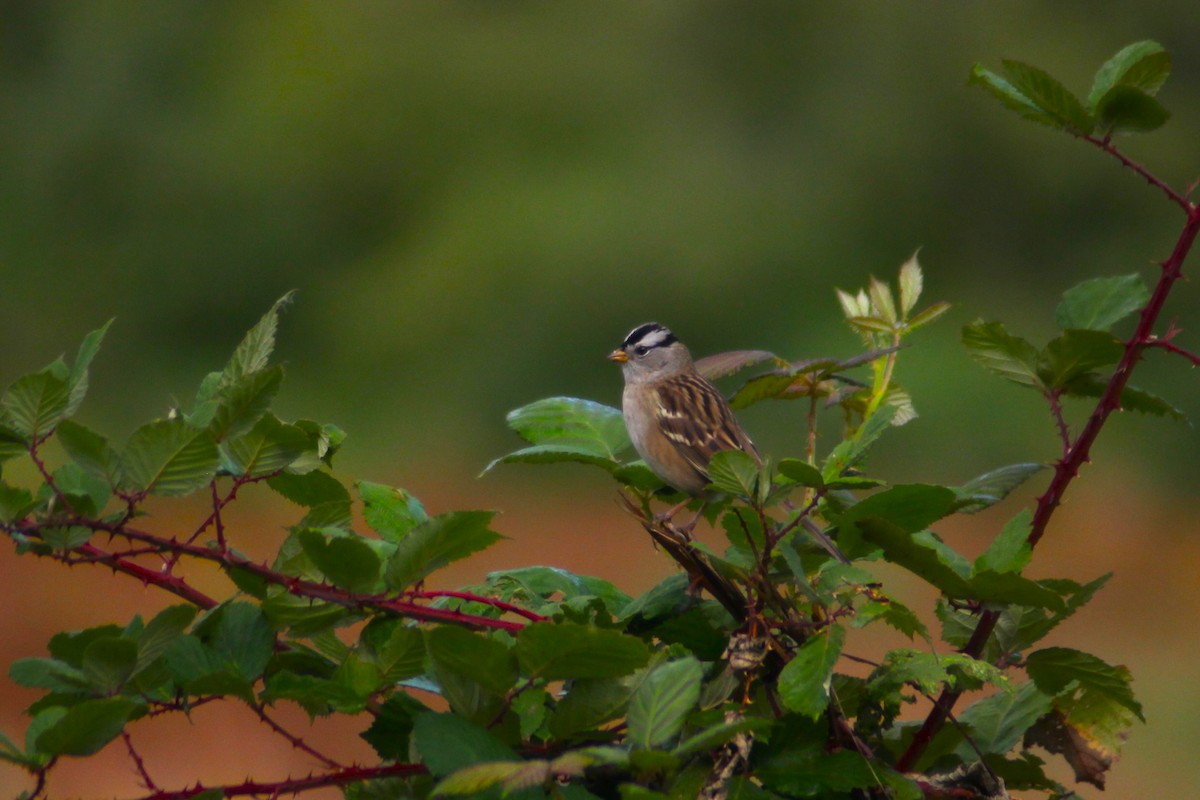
left=634, top=345, right=649, bottom=356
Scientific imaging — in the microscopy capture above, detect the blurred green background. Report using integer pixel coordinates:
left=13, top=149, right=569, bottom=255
left=2, top=2, right=1199, bottom=797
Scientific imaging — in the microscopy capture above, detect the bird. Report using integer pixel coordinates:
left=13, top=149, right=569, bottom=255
left=608, top=322, right=850, bottom=564
left=608, top=322, right=759, bottom=501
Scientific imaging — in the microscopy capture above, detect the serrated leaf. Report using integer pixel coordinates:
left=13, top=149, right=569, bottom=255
left=56, top=420, right=121, bottom=485
left=969, top=65, right=1067, bottom=129
left=484, top=444, right=626, bottom=475
left=550, top=677, right=635, bottom=738
left=906, top=301, right=951, bottom=332
left=898, top=252, right=923, bottom=316
left=1, top=371, right=69, bottom=441
left=385, top=511, right=503, bottom=590
left=121, top=418, right=218, bottom=496
left=776, top=459, right=823, bottom=488
left=1056, top=274, right=1150, bottom=332
left=0, top=481, right=35, bottom=523
left=956, top=681, right=1053, bottom=756
left=81, top=638, right=138, bottom=695
left=220, top=291, right=294, bottom=389
left=1094, top=85, right=1170, bottom=135
left=9, top=658, right=90, bottom=692
left=969, top=570, right=1066, bottom=612
left=209, top=365, right=284, bottom=442
left=432, top=761, right=535, bottom=797
left=1039, top=329, right=1124, bottom=389
left=135, top=605, right=197, bottom=675
left=426, top=626, right=517, bottom=697
left=1062, top=374, right=1187, bottom=422
left=194, top=601, right=274, bottom=682
left=33, top=698, right=140, bottom=757
left=954, top=462, right=1046, bottom=513
left=358, top=480, right=428, bottom=542
left=504, top=396, right=629, bottom=457
left=267, top=470, right=351, bottom=508
left=821, top=404, right=895, bottom=482
left=67, top=319, right=113, bottom=415
left=1026, top=647, right=1143, bottom=720
left=627, top=657, right=703, bottom=749
left=413, top=712, right=517, bottom=778
left=867, top=275, right=898, bottom=325
left=962, top=320, right=1044, bottom=389
left=974, top=509, right=1033, bottom=574
left=1001, top=59, right=1093, bottom=133
left=705, top=450, right=759, bottom=498
left=778, top=626, right=845, bottom=718
left=297, top=529, right=383, bottom=594
left=1087, top=40, right=1171, bottom=109
left=516, top=622, right=649, bottom=680
left=224, top=413, right=310, bottom=478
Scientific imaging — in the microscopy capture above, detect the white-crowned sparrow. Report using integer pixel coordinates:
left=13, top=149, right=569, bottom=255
left=608, top=322, right=760, bottom=497
left=609, top=322, right=851, bottom=564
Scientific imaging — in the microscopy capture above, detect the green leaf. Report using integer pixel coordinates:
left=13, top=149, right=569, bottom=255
left=9, top=658, right=90, bottom=692
left=81, top=638, right=138, bottom=695
left=856, top=525, right=972, bottom=597
left=550, top=677, right=635, bottom=738
left=962, top=320, right=1044, bottom=389
left=1094, top=85, right=1170, bottom=135
left=705, top=450, right=759, bottom=498
left=1038, top=329, right=1123, bottom=389
left=56, top=420, right=121, bottom=485
left=358, top=481, right=429, bottom=542
left=898, top=252, right=923, bottom=316
left=220, top=291, right=294, bottom=388
left=41, top=525, right=94, bottom=551
left=426, top=626, right=517, bottom=697
left=67, top=319, right=113, bottom=415
left=223, top=413, right=310, bottom=478
left=52, top=462, right=111, bottom=517
left=956, top=681, right=1053, bottom=756
left=968, top=570, right=1066, bottom=612
left=135, top=605, right=198, bottom=675
left=969, top=65, right=1064, bottom=130
left=0, top=423, right=27, bottom=462
left=194, top=602, right=274, bottom=682
left=778, top=626, right=845, bottom=718
left=997, top=60, right=1093, bottom=132
left=821, top=404, right=896, bottom=482
left=1, top=371, right=70, bottom=441
left=360, top=693, right=427, bottom=760
left=1087, top=40, right=1171, bottom=109
left=297, top=529, right=383, bottom=594
left=121, top=418, right=218, bottom=496
left=487, top=397, right=629, bottom=474
left=516, top=622, right=649, bottom=680
left=209, top=365, right=284, bottom=442
left=974, top=509, right=1033, bottom=575
left=33, top=698, right=140, bottom=756
left=1062, top=374, right=1188, bottom=422
left=839, top=483, right=959, bottom=557
left=953, top=463, right=1046, bottom=514
left=776, top=459, right=823, bottom=488
left=413, top=712, right=517, bottom=777
left=432, top=761, right=540, bottom=797
left=1026, top=647, right=1143, bottom=720
left=367, top=622, right=426, bottom=683
left=385, top=511, right=503, bottom=590
left=627, top=657, right=703, bottom=749
left=0, top=481, right=35, bottom=523
left=267, top=470, right=351, bottom=508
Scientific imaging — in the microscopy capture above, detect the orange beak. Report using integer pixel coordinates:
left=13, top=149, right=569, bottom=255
left=607, top=348, right=629, bottom=363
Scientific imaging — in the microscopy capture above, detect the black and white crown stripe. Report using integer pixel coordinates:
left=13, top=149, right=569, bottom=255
left=622, top=322, right=678, bottom=352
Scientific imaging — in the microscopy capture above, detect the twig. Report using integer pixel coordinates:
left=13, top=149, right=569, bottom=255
left=130, top=762, right=427, bottom=800
left=1083, top=135, right=1194, bottom=212
left=253, top=704, right=344, bottom=769
left=123, top=731, right=159, bottom=791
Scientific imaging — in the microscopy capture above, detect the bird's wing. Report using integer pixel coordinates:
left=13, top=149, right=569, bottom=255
left=653, top=373, right=760, bottom=481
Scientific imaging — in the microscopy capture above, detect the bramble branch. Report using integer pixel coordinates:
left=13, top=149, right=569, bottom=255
left=897, top=147, right=1200, bottom=773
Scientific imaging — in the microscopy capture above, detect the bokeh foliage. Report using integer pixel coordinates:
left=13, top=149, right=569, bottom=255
left=2, top=2, right=1198, bottom=483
